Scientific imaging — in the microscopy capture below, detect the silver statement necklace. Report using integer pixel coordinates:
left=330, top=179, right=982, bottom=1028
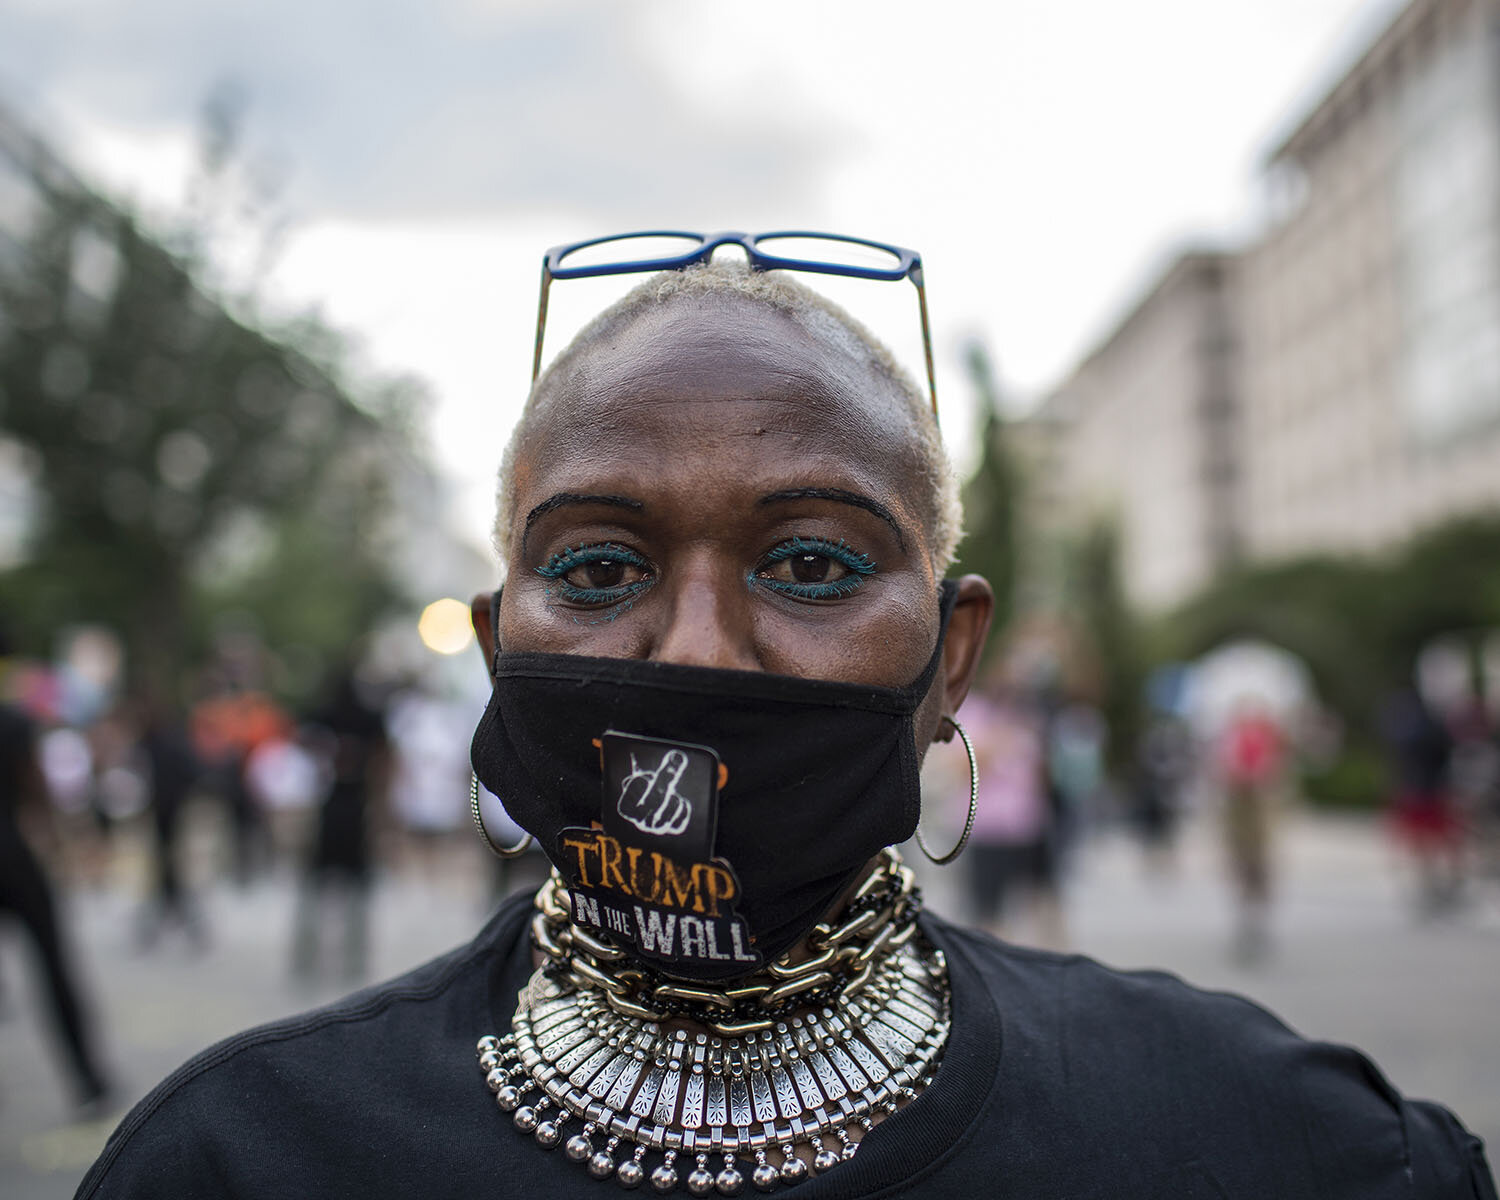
left=474, top=859, right=950, bottom=1194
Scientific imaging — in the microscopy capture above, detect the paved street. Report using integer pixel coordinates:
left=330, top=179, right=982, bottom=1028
left=2, top=809, right=1497, bottom=1198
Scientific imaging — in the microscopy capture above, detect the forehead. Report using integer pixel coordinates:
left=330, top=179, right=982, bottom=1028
left=516, top=296, right=926, bottom=506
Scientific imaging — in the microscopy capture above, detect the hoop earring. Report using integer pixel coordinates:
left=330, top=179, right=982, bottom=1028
left=470, top=773, right=534, bottom=860
left=915, top=716, right=978, bottom=866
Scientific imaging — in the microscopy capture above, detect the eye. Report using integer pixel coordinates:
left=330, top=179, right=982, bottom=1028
left=573, top=559, right=629, bottom=589
left=781, top=552, right=838, bottom=584
left=537, top=543, right=653, bottom=606
left=753, top=537, right=875, bottom=601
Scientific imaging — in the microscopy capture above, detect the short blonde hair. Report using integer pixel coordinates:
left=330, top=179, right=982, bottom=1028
left=494, top=260, right=962, bottom=572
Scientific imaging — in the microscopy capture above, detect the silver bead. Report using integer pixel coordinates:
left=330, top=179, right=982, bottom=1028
left=751, top=1163, right=779, bottom=1191
left=495, top=1085, right=520, bottom=1111
left=841, top=1142, right=858, bottom=1161
left=477, top=1035, right=500, bottom=1054
left=479, top=1049, right=503, bottom=1071
left=535, top=1121, right=561, bottom=1149
left=650, top=1164, right=679, bottom=1193
left=812, top=1148, right=839, bottom=1174
left=485, top=1068, right=508, bottom=1093
left=513, top=1105, right=539, bottom=1133
left=616, top=1159, right=646, bottom=1189
left=589, top=1151, right=618, bottom=1179
left=565, top=1134, right=594, bottom=1162
left=779, top=1156, right=808, bottom=1184
left=686, top=1167, right=717, bottom=1196
left=715, top=1166, right=745, bottom=1195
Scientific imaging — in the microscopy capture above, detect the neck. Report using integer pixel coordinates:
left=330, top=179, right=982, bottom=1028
left=530, top=847, right=916, bottom=1037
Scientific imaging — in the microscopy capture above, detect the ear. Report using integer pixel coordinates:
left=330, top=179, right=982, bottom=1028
left=935, top=574, right=994, bottom=740
left=470, top=592, right=498, bottom=682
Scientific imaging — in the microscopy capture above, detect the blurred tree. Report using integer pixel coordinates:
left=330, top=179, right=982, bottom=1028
left=951, top=340, right=1018, bottom=651
left=1160, top=556, right=1389, bottom=740
left=953, top=345, right=1146, bottom=766
left=1378, top=516, right=1500, bottom=676
left=1064, top=517, right=1142, bottom=771
left=0, top=112, right=417, bottom=706
left=1157, top=514, right=1500, bottom=806
left=1162, top=518, right=1500, bottom=737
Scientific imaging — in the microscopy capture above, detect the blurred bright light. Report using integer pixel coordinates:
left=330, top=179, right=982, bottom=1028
left=418, top=597, right=475, bottom=656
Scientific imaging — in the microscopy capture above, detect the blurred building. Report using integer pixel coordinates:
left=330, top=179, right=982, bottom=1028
left=1242, top=0, right=1500, bottom=560
left=1036, top=250, right=1242, bottom=611
left=1037, top=0, right=1500, bottom=610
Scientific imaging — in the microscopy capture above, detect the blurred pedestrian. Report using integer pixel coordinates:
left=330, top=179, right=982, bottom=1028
left=291, top=668, right=388, bottom=982
left=386, top=685, right=470, bottom=878
left=1446, top=689, right=1499, bottom=885
left=1216, top=697, right=1284, bottom=962
left=0, top=634, right=111, bottom=1110
left=191, top=673, right=288, bottom=886
left=1381, top=682, right=1463, bottom=916
left=1128, top=712, right=1192, bottom=877
left=960, top=684, right=1066, bottom=948
left=136, top=699, right=206, bottom=951
left=1044, top=698, right=1105, bottom=867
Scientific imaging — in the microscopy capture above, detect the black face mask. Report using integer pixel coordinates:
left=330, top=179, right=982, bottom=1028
left=471, top=581, right=957, bottom=981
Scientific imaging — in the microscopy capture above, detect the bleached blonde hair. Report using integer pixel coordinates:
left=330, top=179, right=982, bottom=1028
left=494, top=260, right=962, bottom=573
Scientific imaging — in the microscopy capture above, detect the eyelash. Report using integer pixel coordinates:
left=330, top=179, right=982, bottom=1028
left=752, top=536, right=876, bottom=601
left=535, top=536, right=876, bottom=610
left=536, top=543, right=654, bottom=607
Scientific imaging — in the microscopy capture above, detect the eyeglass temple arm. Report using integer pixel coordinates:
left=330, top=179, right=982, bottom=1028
left=912, top=265, right=938, bottom=421
left=532, top=262, right=553, bottom=384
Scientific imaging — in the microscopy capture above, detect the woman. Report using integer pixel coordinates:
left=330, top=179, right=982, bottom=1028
left=79, top=238, right=1492, bottom=1198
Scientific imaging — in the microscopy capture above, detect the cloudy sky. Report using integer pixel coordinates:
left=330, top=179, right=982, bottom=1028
left=1, top=0, right=1403, bottom=550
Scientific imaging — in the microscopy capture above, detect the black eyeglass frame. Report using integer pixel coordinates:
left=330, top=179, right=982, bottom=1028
left=531, top=230, right=938, bottom=418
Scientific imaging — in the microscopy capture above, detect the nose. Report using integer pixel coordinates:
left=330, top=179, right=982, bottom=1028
left=652, top=560, right=760, bottom=672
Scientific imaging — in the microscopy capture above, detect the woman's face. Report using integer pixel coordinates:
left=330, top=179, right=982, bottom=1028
left=483, top=296, right=990, bottom=743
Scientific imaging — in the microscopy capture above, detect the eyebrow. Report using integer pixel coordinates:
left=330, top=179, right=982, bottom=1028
left=758, top=488, right=907, bottom=551
left=522, top=492, right=644, bottom=552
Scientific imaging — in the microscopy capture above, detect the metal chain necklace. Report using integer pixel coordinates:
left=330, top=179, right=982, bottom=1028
left=530, top=848, right=922, bottom=1034
left=474, top=850, right=951, bottom=1193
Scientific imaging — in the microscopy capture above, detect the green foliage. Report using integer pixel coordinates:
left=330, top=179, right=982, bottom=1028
left=1062, top=518, right=1143, bottom=770
left=191, top=509, right=400, bottom=698
left=1159, top=514, right=1500, bottom=743
left=952, top=346, right=1142, bottom=767
left=1299, top=745, right=1387, bottom=811
left=1377, top=516, right=1500, bottom=667
left=952, top=341, right=1018, bottom=645
left=1162, top=555, right=1390, bottom=738
left=0, top=131, right=418, bottom=706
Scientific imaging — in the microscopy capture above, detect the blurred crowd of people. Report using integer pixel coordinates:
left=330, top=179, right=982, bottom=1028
left=0, top=619, right=547, bottom=1114
left=923, top=634, right=1500, bottom=964
left=6, top=614, right=1500, bottom=1115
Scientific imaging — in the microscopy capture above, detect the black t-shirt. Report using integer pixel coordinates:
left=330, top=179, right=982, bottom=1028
left=77, top=892, right=1495, bottom=1199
